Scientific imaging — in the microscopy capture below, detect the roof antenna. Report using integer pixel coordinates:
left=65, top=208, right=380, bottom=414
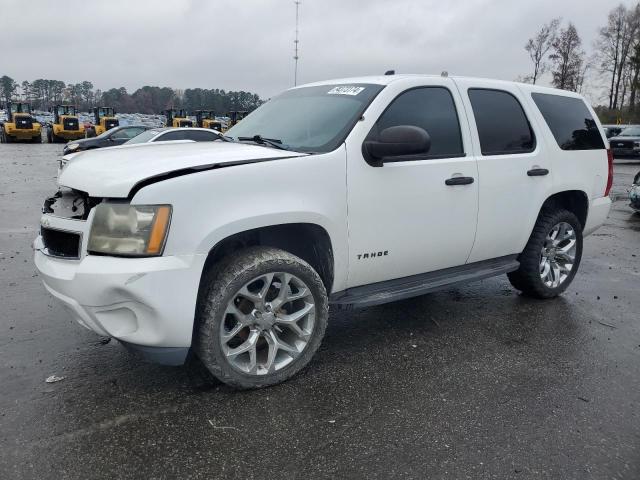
left=384, top=70, right=395, bottom=76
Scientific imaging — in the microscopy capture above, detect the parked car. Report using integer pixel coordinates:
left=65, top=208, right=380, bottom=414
left=34, top=75, right=612, bottom=389
left=608, top=126, right=640, bottom=158
left=63, top=125, right=149, bottom=155
left=630, top=171, right=640, bottom=211
left=602, top=124, right=624, bottom=139
left=122, top=127, right=223, bottom=145
left=59, top=127, right=227, bottom=173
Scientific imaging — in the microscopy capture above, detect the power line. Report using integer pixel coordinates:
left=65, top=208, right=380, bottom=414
left=294, top=1, right=301, bottom=86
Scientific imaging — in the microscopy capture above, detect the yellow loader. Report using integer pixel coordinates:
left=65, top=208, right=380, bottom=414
left=47, top=105, right=85, bottom=143
left=0, top=102, right=42, bottom=143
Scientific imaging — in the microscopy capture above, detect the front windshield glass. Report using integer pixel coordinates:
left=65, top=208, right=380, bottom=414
left=124, top=129, right=159, bottom=144
left=620, top=127, right=640, bottom=136
left=226, top=84, right=384, bottom=153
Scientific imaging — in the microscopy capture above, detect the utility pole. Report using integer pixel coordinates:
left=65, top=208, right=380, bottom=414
left=294, top=1, right=301, bottom=86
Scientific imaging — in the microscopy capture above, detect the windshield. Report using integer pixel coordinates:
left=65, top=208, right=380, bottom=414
left=619, top=127, right=640, bottom=136
left=124, top=129, right=159, bottom=144
left=226, top=84, right=384, bottom=153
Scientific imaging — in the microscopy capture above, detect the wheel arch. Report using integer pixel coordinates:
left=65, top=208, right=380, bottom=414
left=540, top=190, right=589, bottom=229
left=198, top=222, right=335, bottom=296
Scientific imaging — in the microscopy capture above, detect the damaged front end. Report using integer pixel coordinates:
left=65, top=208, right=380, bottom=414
left=37, top=188, right=102, bottom=259
left=43, top=188, right=101, bottom=221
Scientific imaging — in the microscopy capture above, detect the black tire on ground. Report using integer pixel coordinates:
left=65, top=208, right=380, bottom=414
left=194, top=246, right=329, bottom=389
left=508, top=207, right=583, bottom=299
left=4, top=132, right=12, bottom=143
left=33, top=135, right=42, bottom=143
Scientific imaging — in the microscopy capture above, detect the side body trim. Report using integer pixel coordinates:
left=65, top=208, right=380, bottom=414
left=330, top=255, right=519, bottom=308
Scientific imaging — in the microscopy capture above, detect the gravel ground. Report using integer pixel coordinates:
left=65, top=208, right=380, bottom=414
left=0, top=143, right=639, bottom=479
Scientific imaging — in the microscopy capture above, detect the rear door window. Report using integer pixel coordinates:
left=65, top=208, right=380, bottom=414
left=156, top=131, right=186, bottom=141
left=468, top=89, right=535, bottom=155
left=531, top=93, right=605, bottom=150
left=184, top=130, right=220, bottom=142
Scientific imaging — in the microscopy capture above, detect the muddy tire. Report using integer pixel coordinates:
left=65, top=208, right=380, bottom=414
left=508, top=208, right=583, bottom=299
left=194, top=246, right=328, bottom=389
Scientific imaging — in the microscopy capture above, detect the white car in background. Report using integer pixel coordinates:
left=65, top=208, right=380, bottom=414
left=58, top=127, right=226, bottom=175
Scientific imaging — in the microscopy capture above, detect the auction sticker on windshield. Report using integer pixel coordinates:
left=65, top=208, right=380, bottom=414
left=327, top=86, right=365, bottom=96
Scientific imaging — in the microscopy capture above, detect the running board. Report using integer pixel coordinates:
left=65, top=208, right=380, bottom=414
left=330, top=255, right=519, bottom=308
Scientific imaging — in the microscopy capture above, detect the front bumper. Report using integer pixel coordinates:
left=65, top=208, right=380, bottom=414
left=584, top=196, right=612, bottom=236
left=611, top=147, right=640, bottom=158
left=34, top=231, right=207, bottom=362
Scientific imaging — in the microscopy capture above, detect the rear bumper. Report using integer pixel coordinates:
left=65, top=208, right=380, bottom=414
left=54, top=130, right=85, bottom=140
left=5, top=126, right=41, bottom=138
left=34, top=242, right=207, bottom=358
left=584, top=196, right=612, bottom=236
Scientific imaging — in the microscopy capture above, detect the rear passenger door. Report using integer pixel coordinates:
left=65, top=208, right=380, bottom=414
left=453, top=79, right=554, bottom=263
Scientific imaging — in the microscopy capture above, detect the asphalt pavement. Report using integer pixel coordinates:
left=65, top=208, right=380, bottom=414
left=1, top=143, right=639, bottom=479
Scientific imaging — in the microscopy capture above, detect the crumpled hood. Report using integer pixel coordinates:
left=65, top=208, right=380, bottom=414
left=58, top=141, right=306, bottom=198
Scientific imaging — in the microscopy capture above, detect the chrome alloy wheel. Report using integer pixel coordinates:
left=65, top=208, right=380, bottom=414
left=539, top=221, right=577, bottom=288
left=220, top=272, right=315, bottom=375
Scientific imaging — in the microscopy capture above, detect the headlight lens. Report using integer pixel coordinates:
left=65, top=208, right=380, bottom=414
left=88, top=204, right=172, bottom=256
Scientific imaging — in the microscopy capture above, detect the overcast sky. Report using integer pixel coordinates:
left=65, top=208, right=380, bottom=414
left=2, top=0, right=633, bottom=103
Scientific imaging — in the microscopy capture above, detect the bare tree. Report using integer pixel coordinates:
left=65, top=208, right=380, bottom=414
left=596, top=4, right=640, bottom=109
left=525, top=18, right=561, bottom=84
left=550, top=23, right=585, bottom=91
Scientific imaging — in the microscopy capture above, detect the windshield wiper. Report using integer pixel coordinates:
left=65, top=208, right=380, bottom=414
left=237, top=135, right=289, bottom=150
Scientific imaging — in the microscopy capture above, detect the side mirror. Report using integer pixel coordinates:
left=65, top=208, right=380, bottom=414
left=363, top=125, right=431, bottom=166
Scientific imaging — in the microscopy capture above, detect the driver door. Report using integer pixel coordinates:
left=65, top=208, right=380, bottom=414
left=345, top=79, right=479, bottom=288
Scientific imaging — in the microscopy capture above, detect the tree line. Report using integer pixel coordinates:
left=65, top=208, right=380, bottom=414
left=0, top=77, right=263, bottom=114
left=523, top=3, right=640, bottom=123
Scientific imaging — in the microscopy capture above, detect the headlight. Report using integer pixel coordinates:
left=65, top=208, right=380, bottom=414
left=88, top=204, right=172, bottom=256
left=67, top=143, right=80, bottom=151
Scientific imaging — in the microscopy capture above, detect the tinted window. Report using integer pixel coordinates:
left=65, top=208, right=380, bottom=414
left=124, top=129, right=159, bottom=144
left=468, top=89, right=535, bottom=155
left=532, top=93, right=605, bottom=150
left=369, top=87, right=464, bottom=158
left=111, top=127, right=145, bottom=140
left=184, top=130, right=219, bottom=142
left=156, top=131, right=185, bottom=141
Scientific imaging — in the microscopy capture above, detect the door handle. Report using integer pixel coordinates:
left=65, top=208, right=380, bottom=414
left=527, top=168, right=549, bottom=176
left=445, top=176, right=474, bottom=186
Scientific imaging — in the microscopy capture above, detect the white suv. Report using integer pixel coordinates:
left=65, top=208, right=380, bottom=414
left=34, top=75, right=612, bottom=388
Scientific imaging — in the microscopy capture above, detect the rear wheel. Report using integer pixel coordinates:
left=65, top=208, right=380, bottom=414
left=508, top=208, right=583, bottom=298
left=33, top=134, right=42, bottom=143
left=194, top=246, right=328, bottom=389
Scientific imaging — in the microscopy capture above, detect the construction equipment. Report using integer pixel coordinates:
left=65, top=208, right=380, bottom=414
left=46, top=105, right=85, bottom=143
left=194, top=110, right=223, bottom=131
left=0, top=102, right=42, bottom=143
left=162, top=109, right=193, bottom=128
left=227, top=111, right=248, bottom=129
left=92, top=107, right=119, bottom=136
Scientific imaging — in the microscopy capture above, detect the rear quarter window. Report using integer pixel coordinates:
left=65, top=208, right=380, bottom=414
left=531, top=93, right=605, bottom=150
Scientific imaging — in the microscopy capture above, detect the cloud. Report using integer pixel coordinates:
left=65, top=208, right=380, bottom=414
left=2, top=0, right=634, bottom=103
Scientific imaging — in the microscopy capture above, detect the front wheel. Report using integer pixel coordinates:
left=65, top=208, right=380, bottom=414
left=508, top=208, right=583, bottom=298
left=194, top=246, right=328, bottom=389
